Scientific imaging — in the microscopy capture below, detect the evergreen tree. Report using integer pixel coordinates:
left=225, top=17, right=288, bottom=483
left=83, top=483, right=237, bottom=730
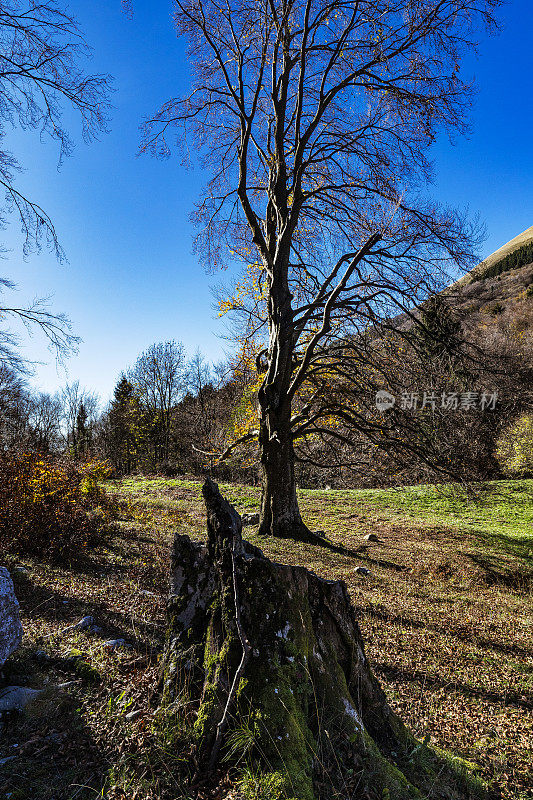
left=107, top=376, right=145, bottom=474
left=415, top=295, right=462, bottom=360
left=75, top=402, right=89, bottom=458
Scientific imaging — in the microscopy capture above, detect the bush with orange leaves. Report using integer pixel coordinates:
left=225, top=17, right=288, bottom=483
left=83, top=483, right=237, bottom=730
left=0, top=452, right=116, bottom=561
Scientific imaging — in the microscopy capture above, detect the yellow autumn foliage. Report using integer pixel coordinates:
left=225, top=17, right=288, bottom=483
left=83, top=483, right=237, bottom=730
left=0, top=452, right=116, bottom=561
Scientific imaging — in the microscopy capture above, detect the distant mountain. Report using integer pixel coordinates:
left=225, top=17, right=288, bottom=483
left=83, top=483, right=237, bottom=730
left=453, top=224, right=533, bottom=288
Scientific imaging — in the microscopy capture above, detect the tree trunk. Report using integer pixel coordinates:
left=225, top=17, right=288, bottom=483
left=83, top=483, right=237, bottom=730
left=257, top=406, right=329, bottom=544
left=257, top=262, right=314, bottom=541
left=159, top=479, right=484, bottom=800
left=258, top=408, right=308, bottom=539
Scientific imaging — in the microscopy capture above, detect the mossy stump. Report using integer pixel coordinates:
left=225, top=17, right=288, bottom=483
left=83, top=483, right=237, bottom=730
left=160, top=479, right=486, bottom=800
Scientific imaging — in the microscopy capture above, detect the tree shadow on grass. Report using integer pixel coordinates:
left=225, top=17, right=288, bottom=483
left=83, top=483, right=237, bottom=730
left=363, top=606, right=533, bottom=660
left=256, top=530, right=409, bottom=572
left=465, top=552, right=532, bottom=590
left=468, top=530, right=533, bottom=563
left=0, top=679, right=108, bottom=800
left=13, top=577, right=163, bottom=655
left=373, top=660, right=532, bottom=711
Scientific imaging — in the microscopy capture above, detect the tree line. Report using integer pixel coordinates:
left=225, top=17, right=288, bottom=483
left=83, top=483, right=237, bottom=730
left=473, top=241, right=533, bottom=282
left=0, top=340, right=252, bottom=481
left=3, top=285, right=531, bottom=491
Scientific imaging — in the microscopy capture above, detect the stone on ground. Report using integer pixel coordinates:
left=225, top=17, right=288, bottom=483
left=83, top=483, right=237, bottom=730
left=0, top=567, right=23, bottom=668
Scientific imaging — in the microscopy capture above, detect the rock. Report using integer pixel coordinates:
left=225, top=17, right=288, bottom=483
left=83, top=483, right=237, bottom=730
left=355, top=566, right=371, bottom=576
left=103, top=638, right=131, bottom=650
left=0, top=686, right=43, bottom=712
left=73, top=615, right=95, bottom=631
left=364, top=533, right=380, bottom=542
left=33, top=650, right=50, bottom=663
left=0, top=567, right=23, bottom=667
left=11, top=566, right=30, bottom=578
left=89, top=625, right=104, bottom=635
left=241, top=512, right=260, bottom=526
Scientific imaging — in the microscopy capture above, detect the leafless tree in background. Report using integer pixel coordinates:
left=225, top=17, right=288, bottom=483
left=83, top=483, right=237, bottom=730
left=61, top=381, right=99, bottom=457
left=128, top=340, right=187, bottom=465
left=29, top=391, right=63, bottom=453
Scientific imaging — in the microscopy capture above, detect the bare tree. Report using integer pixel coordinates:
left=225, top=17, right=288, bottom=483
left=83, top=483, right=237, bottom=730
left=129, top=340, right=187, bottom=466
left=143, top=0, right=500, bottom=540
left=0, top=0, right=110, bottom=368
left=0, top=360, right=31, bottom=446
left=186, top=349, right=216, bottom=439
left=0, top=0, right=110, bottom=256
left=60, top=381, right=99, bottom=458
left=29, top=391, right=63, bottom=453
left=0, top=278, right=80, bottom=372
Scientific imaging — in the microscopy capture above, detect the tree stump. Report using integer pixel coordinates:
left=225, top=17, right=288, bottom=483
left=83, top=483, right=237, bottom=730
left=160, top=479, right=484, bottom=800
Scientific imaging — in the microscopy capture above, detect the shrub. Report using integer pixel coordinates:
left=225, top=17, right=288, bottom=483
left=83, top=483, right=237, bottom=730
left=0, top=452, right=115, bottom=561
left=159, top=459, right=180, bottom=477
left=496, top=414, right=533, bottom=476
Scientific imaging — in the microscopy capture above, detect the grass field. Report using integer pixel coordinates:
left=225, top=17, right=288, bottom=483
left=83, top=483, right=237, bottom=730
left=1, top=478, right=532, bottom=800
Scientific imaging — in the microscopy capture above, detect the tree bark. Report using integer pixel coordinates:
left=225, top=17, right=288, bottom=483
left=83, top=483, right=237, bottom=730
left=257, top=402, right=330, bottom=545
left=159, top=479, right=485, bottom=800
left=257, top=258, right=314, bottom=541
left=258, top=406, right=308, bottom=539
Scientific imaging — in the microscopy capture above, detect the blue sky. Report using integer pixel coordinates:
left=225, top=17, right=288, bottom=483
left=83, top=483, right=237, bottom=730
left=3, top=0, right=533, bottom=403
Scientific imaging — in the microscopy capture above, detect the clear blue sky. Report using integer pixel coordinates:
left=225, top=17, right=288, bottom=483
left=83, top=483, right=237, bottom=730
left=3, top=0, right=533, bottom=403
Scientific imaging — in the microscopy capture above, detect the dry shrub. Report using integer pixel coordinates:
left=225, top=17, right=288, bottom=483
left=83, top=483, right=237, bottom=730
left=0, top=452, right=116, bottom=561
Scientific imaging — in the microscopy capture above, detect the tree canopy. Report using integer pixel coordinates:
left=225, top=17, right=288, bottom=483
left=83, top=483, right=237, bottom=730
left=143, top=0, right=501, bottom=539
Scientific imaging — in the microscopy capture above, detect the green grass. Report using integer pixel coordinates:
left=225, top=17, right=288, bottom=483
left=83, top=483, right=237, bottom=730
left=335, top=479, right=533, bottom=534
left=114, top=475, right=533, bottom=558
left=320, top=480, right=533, bottom=559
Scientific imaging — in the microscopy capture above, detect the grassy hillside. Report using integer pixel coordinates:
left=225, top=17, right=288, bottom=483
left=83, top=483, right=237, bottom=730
left=1, top=478, right=531, bottom=800
left=440, top=228, right=533, bottom=363
left=453, top=224, right=533, bottom=288
left=439, top=225, right=533, bottom=337
left=448, top=260, right=533, bottom=319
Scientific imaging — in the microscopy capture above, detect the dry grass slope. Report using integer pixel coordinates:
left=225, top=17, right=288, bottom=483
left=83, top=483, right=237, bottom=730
left=451, top=224, right=533, bottom=289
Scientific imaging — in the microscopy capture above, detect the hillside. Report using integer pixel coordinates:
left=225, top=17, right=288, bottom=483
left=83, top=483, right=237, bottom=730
left=394, top=226, right=533, bottom=336
left=449, top=260, right=533, bottom=327
left=453, top=224, right=533, bottom=288
left=392, top=227, right=533, bottom=352
left=444, top=229, right=533, bottom=355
